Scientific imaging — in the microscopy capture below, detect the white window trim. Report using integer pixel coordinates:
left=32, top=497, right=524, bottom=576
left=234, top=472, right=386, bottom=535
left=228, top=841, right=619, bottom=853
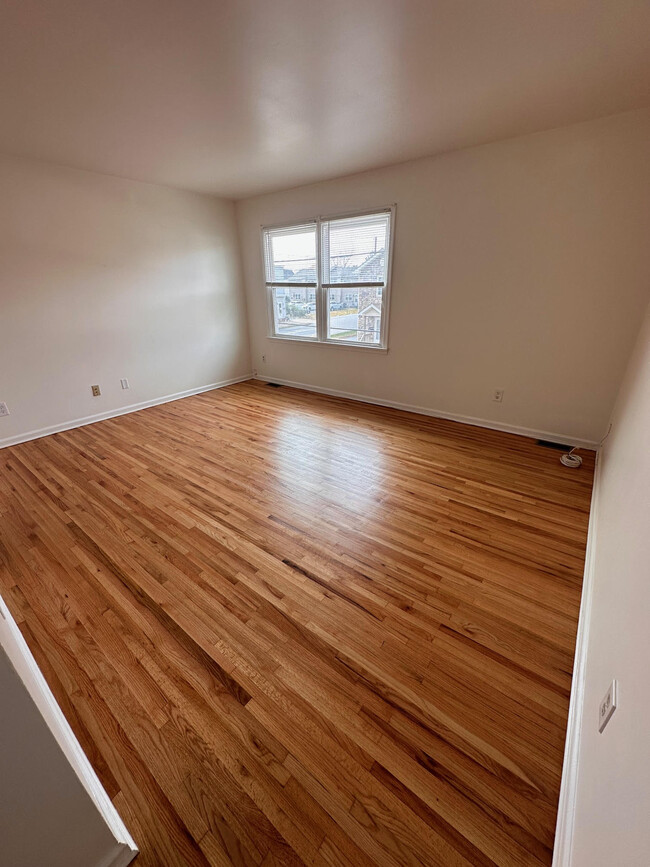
left=262, top=205, right=396, bottom=351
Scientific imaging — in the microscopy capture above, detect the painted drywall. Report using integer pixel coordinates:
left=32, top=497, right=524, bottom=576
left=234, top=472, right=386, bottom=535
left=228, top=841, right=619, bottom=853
left=3, top=1, right=650, bottom=197
left=0, top=154, right=250, bottom=445
left=0, top=645, right=125, bottom=867
left=236, top=109, right=650, bottom=445
left=569, top=303, right=650, bottom=865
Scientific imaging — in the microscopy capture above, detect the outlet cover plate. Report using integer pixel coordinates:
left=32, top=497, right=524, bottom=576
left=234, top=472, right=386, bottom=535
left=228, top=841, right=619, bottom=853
left=599, top=679, right=617, bottom=733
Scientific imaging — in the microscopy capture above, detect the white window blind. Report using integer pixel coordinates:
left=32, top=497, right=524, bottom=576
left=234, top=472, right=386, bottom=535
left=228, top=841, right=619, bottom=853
left=263, top=208, right=393, bottom=348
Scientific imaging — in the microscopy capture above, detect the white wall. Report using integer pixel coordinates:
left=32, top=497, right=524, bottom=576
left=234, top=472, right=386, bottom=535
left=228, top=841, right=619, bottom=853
left=0, top=644, right=132, bottom=867
left=236, top=109, right=650, bottom=445
left=0, top=591, right=137, bottom=866
left=568, top=304, right=650, bottom=865
left=0, top=154, right=251, bottom=446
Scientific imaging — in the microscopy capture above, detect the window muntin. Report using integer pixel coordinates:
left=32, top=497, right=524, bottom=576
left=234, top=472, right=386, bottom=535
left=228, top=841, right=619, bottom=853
left=263, top=208, right=393, bottom=348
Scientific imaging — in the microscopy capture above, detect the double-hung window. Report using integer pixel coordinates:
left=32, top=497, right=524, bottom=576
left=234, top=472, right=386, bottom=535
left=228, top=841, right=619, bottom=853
left=263, top=207, right=394, bottom=349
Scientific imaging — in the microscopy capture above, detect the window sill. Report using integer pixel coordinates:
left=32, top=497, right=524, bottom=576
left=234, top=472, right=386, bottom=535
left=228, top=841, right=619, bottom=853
left=266, top=335, right=388, bottom=353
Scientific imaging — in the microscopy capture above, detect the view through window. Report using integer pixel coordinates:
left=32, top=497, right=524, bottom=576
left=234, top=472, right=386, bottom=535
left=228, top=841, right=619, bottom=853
left=263, top=209, right=393, bottom=348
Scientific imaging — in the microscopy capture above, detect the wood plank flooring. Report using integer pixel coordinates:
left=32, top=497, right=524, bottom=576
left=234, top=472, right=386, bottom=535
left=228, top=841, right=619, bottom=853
left=0, top=380, right=594, bottom=866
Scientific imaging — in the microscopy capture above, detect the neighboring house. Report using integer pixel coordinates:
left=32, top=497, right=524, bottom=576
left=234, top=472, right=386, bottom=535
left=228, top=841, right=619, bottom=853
left=354, top=249, right=386, bottom=341
left=273, top=287, right=287, bottom=319
left=288, top=288, right=316, bottom=304
left=357, top=300, right=382, bottom=343
left=272, top=265, right=315, bottom=320
left=273, top=265, right=294, bottom=281
left=329, top=288, right=358, bottom=306
left=329, top=249, right=385, bottom=309
left=354, top=249, right=385, bottom=283
left=275, top=250, right=385, bottom=331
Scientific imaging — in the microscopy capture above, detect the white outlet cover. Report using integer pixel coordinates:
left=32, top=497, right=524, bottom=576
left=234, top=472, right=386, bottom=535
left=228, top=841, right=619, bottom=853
left=0, top=401, right=9, bottom=417
left=120, top=378, right=130, bottom=389
left=599, top=679, right=618, bottom=733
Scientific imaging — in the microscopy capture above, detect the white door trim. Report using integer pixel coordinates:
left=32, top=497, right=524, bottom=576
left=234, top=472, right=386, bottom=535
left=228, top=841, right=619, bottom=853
left=0, top=594, right=138, bottom=866
left=552, top=449, right=602, bottom=865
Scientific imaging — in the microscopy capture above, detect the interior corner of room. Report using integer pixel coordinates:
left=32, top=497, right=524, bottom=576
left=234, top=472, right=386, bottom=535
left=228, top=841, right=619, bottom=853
left=0, top=3, right=649, bottom=866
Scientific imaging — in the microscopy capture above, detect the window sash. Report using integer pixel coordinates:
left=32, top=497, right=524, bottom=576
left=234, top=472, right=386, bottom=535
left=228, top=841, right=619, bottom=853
left=321, top=281, right=384, bottom=289
left=268, top=286, right=319, bottom=342
left=263, top=207, right=393, bottom=349
left=268, top=285, right=317, bottom=292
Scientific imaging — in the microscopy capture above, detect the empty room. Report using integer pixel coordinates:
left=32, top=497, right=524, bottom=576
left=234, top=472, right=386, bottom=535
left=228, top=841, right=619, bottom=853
left=1, top=2, right=649, bottom=865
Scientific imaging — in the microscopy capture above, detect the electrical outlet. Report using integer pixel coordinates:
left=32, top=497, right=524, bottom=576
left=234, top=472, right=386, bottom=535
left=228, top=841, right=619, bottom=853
left=599, top=680, right=618, bottom=733
left=493, top=389, right=504, bottom=403
left=0, top=401, right=9, bottom=417
left=120, top=378, right=130, bottom=390
left=262, top=355, right=266, bottom=363
left=91, top=385, right=101, bottom=397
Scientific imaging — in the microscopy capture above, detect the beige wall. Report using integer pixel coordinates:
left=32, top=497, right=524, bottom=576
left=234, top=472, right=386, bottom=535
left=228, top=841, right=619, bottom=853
left=236, top=110, right=650, bottom=445
left=0, top=154, right=251, bottom=446
left=569, top=303, right=650, bottom=865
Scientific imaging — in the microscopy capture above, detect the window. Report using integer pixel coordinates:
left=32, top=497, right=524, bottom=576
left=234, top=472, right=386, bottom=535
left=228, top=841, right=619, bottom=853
left=263, top=208, right=394, bottom=349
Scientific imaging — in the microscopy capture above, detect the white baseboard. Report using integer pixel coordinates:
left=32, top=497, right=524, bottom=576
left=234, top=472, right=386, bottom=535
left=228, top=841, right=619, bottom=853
left=552, top=450, right=601, bottom=866
left=253, top=375, right=598, bottom=449
left=95, top=842, right=138, bottom=867
left=0, top=374, right=254, bottom=450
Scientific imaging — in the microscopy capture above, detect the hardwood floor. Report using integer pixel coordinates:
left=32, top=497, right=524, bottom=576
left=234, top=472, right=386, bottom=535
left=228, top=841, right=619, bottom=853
left=0, top=380, right=594, bottom=866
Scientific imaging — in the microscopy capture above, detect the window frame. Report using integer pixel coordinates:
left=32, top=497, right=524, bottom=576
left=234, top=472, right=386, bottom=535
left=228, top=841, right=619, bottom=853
left=262, top=205, right=395, bottom=351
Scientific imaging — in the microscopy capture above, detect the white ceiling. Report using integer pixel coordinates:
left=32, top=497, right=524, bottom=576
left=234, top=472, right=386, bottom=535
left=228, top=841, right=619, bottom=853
left=1, top=0, right=649, bottom=199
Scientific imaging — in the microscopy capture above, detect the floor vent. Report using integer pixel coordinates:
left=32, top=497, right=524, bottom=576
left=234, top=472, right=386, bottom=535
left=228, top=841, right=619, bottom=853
left=536, top=439, right=570, bottom=450
left=267, top=382, right=283, bottom=388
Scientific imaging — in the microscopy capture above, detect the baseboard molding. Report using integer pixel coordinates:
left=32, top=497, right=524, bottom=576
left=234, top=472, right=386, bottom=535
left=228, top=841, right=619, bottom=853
left=95, top=842, right=138, bottom=867
left=552, top=449, right=602, bottom=866
left=0, top=374, right=254, bottom=450
left=253, top=375, right=598, bottom=449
